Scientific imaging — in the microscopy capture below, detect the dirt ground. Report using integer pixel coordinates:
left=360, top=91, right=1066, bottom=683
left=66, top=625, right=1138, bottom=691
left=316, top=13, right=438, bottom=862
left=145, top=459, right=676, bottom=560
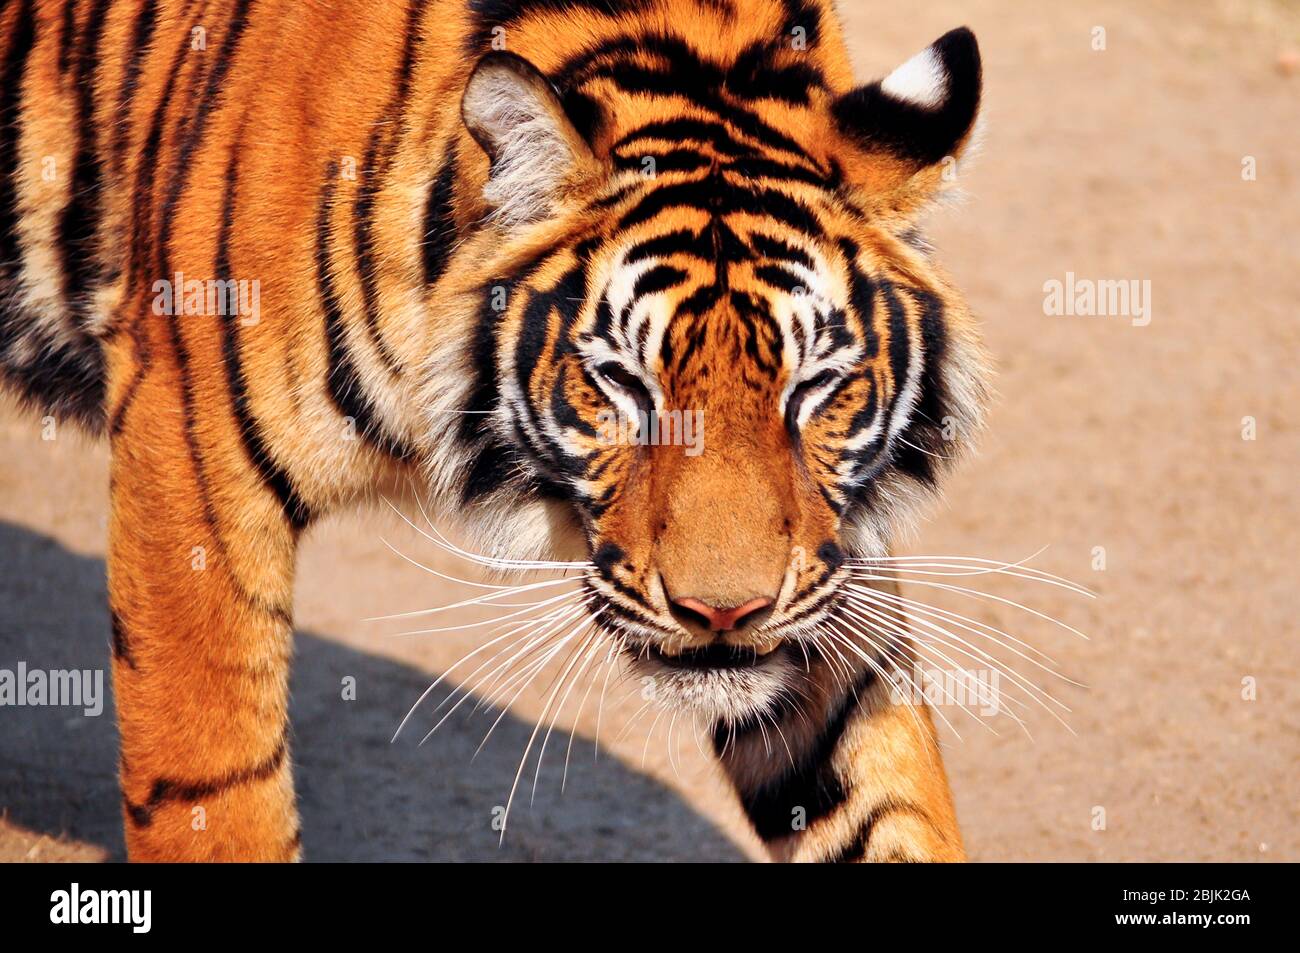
left=2, top=0, right=1297, bottom=862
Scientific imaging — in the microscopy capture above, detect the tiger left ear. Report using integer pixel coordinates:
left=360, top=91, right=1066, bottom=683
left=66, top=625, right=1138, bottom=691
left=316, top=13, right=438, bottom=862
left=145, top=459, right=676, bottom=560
left=461, top=51, right=596, bottom=228
left=832, top=27, right=982, bottom=197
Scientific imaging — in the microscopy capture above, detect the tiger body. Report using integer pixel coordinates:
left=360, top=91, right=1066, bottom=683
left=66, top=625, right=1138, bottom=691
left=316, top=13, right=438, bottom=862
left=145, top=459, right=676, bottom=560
left=1, top=0, right=987, bottom=861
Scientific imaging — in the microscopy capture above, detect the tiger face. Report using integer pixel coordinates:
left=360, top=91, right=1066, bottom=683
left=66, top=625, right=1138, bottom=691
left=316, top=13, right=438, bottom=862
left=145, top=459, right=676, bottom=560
left=428, top=27, right=989, bottom=724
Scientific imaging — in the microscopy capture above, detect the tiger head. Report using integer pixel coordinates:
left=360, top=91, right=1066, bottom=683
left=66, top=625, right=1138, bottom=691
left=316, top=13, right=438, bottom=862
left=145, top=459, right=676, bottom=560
left=425, top=21, right=989, bottom=723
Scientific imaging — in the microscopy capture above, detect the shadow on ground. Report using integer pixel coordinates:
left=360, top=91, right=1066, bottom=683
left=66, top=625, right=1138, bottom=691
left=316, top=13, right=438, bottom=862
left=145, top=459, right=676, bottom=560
left=0, top=520, right=743, bottom=861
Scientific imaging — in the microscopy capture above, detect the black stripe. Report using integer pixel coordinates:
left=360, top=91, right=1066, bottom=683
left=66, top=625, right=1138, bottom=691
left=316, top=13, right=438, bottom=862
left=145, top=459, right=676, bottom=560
left=351, top=0, right=433, bottom=375
left=57, top=0, right=77, bottom=75
left=826, top=798, right=933, bottom=863
left=109, top=610, right=136, bottom=669
left=462, top=438, right=525, bottom=503
left=217, top=138, right=312, bottom=530
left=888, top=287, right=949, bottom=487
left=390, top=0, right=431, bottom=105
left=725, top=154, right=827, bottom=188
left=125, top=737, right=288, bottom=827
left=0, top=0, right=107, bottom=429
left=778, top=585, right=837, bottom=628
left=458, top=277, right=511, bottom=500
left=623, top=228, right=709, bottom=265
left=750, top=232, right=814, bottom=270
left=548, top=368, right=595, bottom=449
left=840, top=385, right=882, bottom=490
left=777, top=542, right=844, bottom=611
left=779, top=0, right=821, bottom=45
left=616, top=176, right=822, bottom=237
left=0, top=0, right=36, bottom=287
left=0, top=331, right=104, bottom=427
left=823, top=256, right=887, bottom=480
left=110, top=0, right=158, bottom=176
left=630, top=263, right=688, bottom=301
left=562, top=32, right=824, bottom=127
left=817, top=540, right=845, bottom=573
left=591, top=541, right=624, bottom=577
left=753, top=263, right=805, bottom=295
left=455, top=245, right=558, bottom=502
left=420, top=139, right=458, bottom=286
left=604, top=577, right=662, bottom=618
left=127, top=0, right=205, bottom=291
left=465, top=0, right=656, bottom=53
left=840, top=240, right=880, bottom=357
left=315, top=171, right=416, bottom=460
left=512, top=286, right=558, bottom=464
left=511, top=265, right=590, bottom=482
left=587, top=58, right=818, bottom=162
left=612, top=117, right=754, bottom=160
left=882, top=280, right=911, bottom=416
left=107, top=355, right=143, bottom=435
left=717, top=663, right=877, bottom=841
left=155, top=0, right=254, bottom=281
left=56, top=0, right=114, bottom=320
left=110, top=0, right=199, bottom=432
left=727, top=39, right=823, bottom=105
left=350, top=124, right=405, bottom=375
left=729, top=289, right=781, bottom=377
left=161, top=269, right=292, bottom=627
left=612, top=148, right=711, bottom=177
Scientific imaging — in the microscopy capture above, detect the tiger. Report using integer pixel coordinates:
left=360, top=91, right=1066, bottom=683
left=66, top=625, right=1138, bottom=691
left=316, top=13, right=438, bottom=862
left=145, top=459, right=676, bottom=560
left=0, top=0, right=990, bottom=862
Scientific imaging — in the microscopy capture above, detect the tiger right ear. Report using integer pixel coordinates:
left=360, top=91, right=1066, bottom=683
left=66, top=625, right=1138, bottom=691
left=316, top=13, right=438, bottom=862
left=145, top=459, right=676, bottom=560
left=461, top=51, right=596, bottom=229
left=831, top=27, right=982, bottom=201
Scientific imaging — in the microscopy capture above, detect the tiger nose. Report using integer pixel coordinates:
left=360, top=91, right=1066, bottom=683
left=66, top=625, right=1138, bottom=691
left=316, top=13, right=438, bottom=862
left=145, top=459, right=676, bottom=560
left=668, top=596, right=775, bottom=633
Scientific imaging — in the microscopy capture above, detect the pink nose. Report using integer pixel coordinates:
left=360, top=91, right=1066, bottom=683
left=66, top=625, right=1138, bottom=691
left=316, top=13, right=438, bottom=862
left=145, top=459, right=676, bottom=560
left=669, top=596, right=774, bottom=633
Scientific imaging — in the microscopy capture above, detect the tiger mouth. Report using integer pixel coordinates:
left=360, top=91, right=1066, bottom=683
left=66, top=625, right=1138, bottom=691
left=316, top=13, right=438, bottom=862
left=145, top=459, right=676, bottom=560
left=642, top=641, right=784, bottom=671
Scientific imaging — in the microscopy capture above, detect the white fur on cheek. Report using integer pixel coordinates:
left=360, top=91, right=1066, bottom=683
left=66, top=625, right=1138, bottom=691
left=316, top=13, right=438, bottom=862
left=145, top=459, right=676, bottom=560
left=880, top=46, right=948, bottom=109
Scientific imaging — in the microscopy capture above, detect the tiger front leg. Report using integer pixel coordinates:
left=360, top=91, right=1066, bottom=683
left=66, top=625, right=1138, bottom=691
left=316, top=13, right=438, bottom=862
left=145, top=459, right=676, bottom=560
left=106, top=335, right=302, bottom=862
left=715, top=664, right=966, bottom=863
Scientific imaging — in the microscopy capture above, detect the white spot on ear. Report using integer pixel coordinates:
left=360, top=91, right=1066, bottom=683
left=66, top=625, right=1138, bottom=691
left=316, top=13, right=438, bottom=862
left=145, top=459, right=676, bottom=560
left=880, top=46, right=947, bottom=109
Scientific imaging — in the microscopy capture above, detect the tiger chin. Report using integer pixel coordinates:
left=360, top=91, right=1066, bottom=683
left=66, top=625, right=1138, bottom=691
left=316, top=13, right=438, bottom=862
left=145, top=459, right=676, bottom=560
left=1, top=0, right=987, bottom=863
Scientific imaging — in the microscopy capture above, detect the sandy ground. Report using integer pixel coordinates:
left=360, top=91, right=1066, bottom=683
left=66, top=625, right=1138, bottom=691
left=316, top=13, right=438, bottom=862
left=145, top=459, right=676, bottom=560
left=2, top=0, right=1298, bottom=862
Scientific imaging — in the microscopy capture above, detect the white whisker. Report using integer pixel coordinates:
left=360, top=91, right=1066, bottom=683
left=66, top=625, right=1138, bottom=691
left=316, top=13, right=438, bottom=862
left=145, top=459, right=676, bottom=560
left=841, top=597, right=1070, bottom=735
left=853, top=586, right=1085, bottom=687
left=847, top=605, right=1033, bottom=734
left=474, top=614, right=598, bottom=782
left=531, top=626, right=606, bottom=802
left=640, top=703, right=670, bottom=769
left=421, top=601, right=593, bottom=742
left=370, top=575, right=585, bottom=622
left=562, top=643, right=615, bottom=791
left=492, top=621, right=595, bottom=839
left=391, top=595, right=588, bottom=741
left=387, top=586, right=586, bottom=635
left=465, top=604, right=596, bottom=721
left=592, top=640, right=621, bottom=757
left=848, top=573, right=1091, bottom=642
left=849, top=548, right=1095, bottom=597
left=401, top=494, right=590, bottom=571
left=377, top=535, right=549, bottom=592
left=820, top=619, right=970, bottom=744
left=851, top=560, right=1094, bottom=599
